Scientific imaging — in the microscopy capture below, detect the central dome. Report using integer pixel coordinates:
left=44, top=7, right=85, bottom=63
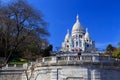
left=72, top=15, right=84, bottom=36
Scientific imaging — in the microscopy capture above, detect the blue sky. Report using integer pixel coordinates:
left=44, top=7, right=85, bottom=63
left=1, top=0, right=120, bottom=50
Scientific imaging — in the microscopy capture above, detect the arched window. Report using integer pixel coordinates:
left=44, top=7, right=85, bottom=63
left=87, top=40, right=89, bottom=42
left=67, top=40, right=69, bottom=42
left=73, top=44, right=74, bottom=47
left=76, top=41, right=78, bottom=47
left=67, top=45, right=69, bottom=48
left=79, top=35, right=82, bottom=38
left=87, top=44, right=89, bottom=47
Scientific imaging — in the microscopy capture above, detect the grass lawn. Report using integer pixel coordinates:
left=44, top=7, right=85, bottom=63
left=9, top=61, right=27, bottom=65
left=9, top=58, right=29, bottom=65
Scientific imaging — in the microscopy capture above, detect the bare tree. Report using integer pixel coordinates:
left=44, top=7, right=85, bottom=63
left=23, top=62, right=35, bottom=80
left=0, top=0, right=49, bottom=65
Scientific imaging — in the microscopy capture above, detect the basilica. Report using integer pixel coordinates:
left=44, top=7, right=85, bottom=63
left=62, top=15, right=96, bottom=53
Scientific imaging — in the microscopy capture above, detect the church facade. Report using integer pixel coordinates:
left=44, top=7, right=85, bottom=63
left=62, top=15, right=96, bottom=53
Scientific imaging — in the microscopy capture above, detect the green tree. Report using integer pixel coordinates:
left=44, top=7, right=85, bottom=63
left=112, top=48, right=120, bottom=59
left=40, top=44, right=53, bottom=57
left=105, top=44, right=116, bottom=56
left=118, top=42, right=120, bottom=48
left=112, top=42, right=120, bottom=59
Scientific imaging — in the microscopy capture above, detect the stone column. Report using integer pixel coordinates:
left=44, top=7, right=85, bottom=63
left=42, top=58, right=45, bottom=62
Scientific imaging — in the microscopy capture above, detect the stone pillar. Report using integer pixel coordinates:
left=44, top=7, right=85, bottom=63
left=14, top=64, right=16, bottom=67
left=6, top=64, right=8, bottom=68
left=51, top=57, right=57, bottom=63
left=80, top=56, right=82, bottom=61
left=67, top=56, right=70, bottom=61
left=42, top=58, right=45, bottom=62
left=91, top=70, right=101, bottom=80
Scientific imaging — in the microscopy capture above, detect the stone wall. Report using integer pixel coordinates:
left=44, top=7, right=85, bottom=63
left=33, top=66, right=120, bottom=80
left=0, top=73, right=22, bottom=80
left=0, top=65, right=120, bottom=80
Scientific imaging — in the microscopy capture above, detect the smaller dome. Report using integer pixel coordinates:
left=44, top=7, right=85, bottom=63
left=65, top=29, right=70, bottom=41
left=85, top=28, right=91, bottom=40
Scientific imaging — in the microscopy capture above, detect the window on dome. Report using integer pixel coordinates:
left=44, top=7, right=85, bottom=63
left=67, top=40, right=69, bottom=42
left=67, top=45, right=69, bottom=48
left=79, top=35, right=82, bottom=38
left=87, top=44, right=89, bottom=47
left=73, top=44, right=74, bottom=47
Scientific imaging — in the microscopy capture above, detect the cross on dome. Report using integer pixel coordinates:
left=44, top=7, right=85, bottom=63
left=86, top=28, right=88, bottom=33
left=67, top=29, right=70, bottom=34
left=76, top=14, right=79, bottom=22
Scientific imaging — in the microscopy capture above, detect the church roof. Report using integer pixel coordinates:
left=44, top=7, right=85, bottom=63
left=72, top=15, right=84, bottom=36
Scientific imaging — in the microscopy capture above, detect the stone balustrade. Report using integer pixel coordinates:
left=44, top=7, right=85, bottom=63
left=1, top=62, right=36, bottom=70
left=1, top=64, right=24, bottom=70
left=42, top=55, right=110, bottom=63
left=37, top=54, right=120, bottom=67
left=0, top=53, right=120, bottom=80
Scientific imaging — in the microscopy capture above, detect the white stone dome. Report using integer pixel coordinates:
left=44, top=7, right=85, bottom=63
left=72, top=15, right=84, bottom=36
left=65, top=29, right=70, bottom=41
left=85, top=28, right=91, bottom=40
